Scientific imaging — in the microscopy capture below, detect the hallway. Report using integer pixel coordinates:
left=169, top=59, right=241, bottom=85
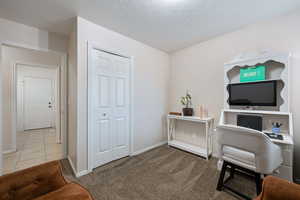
left=3, top=128, right=64, bottom=174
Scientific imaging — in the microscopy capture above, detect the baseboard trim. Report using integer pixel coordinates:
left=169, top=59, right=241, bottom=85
left=212, top=153, right=218, bottom=158
left=131, top=141, right=218, bottom=159
left=68, top=141, right=171, bottom=177
left=67, top=156, right=77, bottom=176
left=67, top=156, right=91, bottom=178
left=76, top=169, right=90, bottom=177
left=131, top=141, right=167, bottom=156
left=3, top=149, right=17, bottom=154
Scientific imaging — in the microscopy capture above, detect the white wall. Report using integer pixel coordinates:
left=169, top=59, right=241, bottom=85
left=67, top=27, right=78, bottom=170
left=0, top=44, right=2, bottom=174
left=1, top=45, right=61, bottom=152
left=169, top=11, right=300, bottom=180
left=73, top=17, right=170, bottom=173
left=0, top=18, right=68, bottom=53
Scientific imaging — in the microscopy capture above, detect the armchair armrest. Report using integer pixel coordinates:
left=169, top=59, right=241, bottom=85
left=254, top=176, right=300, bottom=200
left=0, top=161, right=67, bottom=200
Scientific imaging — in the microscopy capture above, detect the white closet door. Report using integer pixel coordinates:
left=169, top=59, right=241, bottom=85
left=91, top=49, right=130, bottom=168
left=24, top=77, right=54, bottom=130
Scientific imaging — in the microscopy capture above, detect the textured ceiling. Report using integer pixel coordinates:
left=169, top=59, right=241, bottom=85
left=0, top=0, right=300, bottom=52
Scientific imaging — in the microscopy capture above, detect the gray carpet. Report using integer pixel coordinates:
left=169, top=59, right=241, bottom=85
left=61, top=145, right=256, bottom=200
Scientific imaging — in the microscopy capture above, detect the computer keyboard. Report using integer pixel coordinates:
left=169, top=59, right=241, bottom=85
left=263, top=132, right=283, bottom=140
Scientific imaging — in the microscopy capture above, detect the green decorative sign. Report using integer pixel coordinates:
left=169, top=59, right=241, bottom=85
left=240, top=66, right=266, bottom=82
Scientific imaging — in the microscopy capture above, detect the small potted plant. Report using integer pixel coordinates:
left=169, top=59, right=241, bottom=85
left=180, top=91, right=194, bottom=116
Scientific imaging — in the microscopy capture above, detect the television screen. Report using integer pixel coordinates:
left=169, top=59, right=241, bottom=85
left=228, top=80, right=277, bottom=106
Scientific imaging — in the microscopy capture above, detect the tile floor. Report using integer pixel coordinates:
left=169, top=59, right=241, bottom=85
left=3, top=128, right=64, bottom=174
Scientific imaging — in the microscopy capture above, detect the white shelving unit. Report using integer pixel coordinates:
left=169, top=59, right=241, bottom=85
left=167, top=115, right=214, bottom=160
left=224, top=51, right=291, bottom=112
left=217, top=51, right=294, bottom=181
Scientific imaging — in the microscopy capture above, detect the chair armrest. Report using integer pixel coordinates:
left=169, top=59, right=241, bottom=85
left=0, top=161, right=67, bottom=200
left=254, top=176, right=300, bottom=200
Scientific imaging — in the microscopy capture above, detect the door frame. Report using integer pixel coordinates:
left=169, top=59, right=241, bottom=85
left=12, top=62, right=60, bottom=144
left=87, top=42, right=134, bottom=172
left=0, top=41, right=68, bottom=175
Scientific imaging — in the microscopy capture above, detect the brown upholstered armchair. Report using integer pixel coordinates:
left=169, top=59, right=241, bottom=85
left=0, top=161, right=93, bottom=200
left=254, top=176, right=300, bottom=200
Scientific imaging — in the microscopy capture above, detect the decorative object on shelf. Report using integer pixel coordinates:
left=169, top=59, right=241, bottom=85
left=180, top=91, right=193, bottom=116
left=272, top=122, right=282, bottom=134
left=199, top=105, right=208, bottom=119
left=240, top=65, right=266, bottom=82
left=169, top=112, right=182, bottom=116
left=203, top=107, right=208, bottom=118
left=199, top=105, right=204, bottom=118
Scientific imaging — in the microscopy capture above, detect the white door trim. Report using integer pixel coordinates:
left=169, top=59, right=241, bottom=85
left=0, top=41, right=68, bottom=176
left=87, top=42, right=134, bottom=172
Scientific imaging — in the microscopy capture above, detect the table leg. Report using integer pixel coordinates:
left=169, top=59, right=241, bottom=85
left=206, top=121, right=209, bottom=160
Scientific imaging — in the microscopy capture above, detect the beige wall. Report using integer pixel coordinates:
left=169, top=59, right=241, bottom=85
left=67, top=28, right=78, bottom=170
left=1, top=45, right=62, bottom=152
left=169, top=12, right=300, bottom=180
left=75, top=17, right=170, bottom=173
left=0, top=18, right=68, bottom=53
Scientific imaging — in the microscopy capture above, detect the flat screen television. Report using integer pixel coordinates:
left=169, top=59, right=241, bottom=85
left=228, top=80, right=277, bottom=106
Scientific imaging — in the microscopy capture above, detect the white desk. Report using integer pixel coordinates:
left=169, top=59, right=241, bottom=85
left=219, top=109, right=294, bottom=181
left=167, top=115, right=214, bottom=160
left=265, top=132, right=293, bottom=145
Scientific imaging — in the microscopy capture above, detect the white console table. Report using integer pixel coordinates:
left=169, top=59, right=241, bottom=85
left=167, top=115, right=214, bottom=160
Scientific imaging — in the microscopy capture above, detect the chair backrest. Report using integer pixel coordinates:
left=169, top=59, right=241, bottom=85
left=217, top=124, right=282, bottom=174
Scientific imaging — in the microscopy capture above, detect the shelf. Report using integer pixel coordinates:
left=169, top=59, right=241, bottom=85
left=218, top=124, right=294, bottom=146
left=223, top=109, right=291, bottom=116
left=224, top=52, right=290, bottom=112
left=168, top=140, right=209, bottom=158
left=167, top=115, right=213, bottom=123
left=229, top=79, right=283, bottom=85
left=270, top=134, right=293, bottom=145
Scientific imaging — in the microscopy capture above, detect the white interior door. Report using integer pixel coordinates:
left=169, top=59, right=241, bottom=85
left=91, top=49, right=130, bottom=168
left=24, top=77, right=54, bottom=130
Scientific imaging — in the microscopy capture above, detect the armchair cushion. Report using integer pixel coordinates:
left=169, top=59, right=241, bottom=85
left=255, top=176, right=300, bottom=200
left=223, top=145, right=255, bottom=166
left=0, top=161, right=93, bottom=200
left=0, top=161, right=67, bottom=200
